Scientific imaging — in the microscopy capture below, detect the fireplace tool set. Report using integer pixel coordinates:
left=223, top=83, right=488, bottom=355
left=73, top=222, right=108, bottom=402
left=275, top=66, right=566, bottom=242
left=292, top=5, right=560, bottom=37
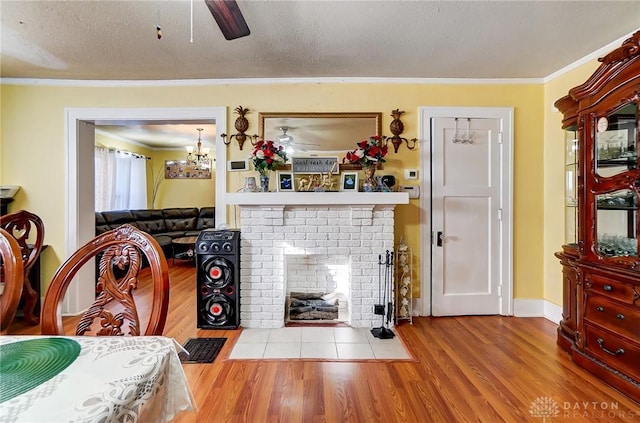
left=371, top=250, right=395, bottom=339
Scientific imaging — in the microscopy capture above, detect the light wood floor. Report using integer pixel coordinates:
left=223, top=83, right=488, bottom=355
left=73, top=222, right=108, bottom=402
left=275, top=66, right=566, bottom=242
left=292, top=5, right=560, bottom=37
left=7, top=262, right=640, bottom=422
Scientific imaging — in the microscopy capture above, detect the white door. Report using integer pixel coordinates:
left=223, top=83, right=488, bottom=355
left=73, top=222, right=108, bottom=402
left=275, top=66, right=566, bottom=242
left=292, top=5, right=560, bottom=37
left=424, top=108, right=513, bottom=316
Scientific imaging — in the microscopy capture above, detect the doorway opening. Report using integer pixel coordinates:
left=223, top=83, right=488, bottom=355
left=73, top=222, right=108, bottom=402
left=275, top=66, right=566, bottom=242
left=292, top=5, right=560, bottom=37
left=63, top=107, right=227, bottom=314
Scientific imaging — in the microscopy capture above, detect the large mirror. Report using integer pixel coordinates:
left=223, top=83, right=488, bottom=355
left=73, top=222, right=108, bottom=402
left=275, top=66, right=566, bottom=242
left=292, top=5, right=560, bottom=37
left=259, top=112, right=382, bottom=155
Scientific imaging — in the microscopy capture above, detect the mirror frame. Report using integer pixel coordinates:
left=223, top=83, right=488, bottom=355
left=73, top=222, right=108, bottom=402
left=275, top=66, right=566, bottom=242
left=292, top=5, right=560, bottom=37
left=258, top=112, right=383, bottom=170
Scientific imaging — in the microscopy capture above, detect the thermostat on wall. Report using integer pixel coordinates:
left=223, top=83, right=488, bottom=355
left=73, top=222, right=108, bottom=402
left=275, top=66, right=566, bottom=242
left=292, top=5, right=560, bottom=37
left=227, top=159, right=249, bottom=171
left=404, top=169, right=418, bottom=180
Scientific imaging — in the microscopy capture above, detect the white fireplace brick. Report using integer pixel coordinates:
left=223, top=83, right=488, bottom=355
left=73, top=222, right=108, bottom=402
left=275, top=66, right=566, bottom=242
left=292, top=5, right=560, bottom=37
left=239, top=204, right=397, bottom=329
left=318, top=225, right=340, bottom=233
left=296, top=226, right=318, bottom=233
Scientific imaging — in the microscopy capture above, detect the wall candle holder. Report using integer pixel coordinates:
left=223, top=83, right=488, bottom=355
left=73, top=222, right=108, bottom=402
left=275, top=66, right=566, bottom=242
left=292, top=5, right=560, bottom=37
left=383, top=109, right=417, bottom=153
left=221, top=105, right=258, bottom=150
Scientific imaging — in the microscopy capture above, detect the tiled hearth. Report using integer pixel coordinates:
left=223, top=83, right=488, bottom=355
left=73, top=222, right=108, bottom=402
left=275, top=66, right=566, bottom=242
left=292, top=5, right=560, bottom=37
left=228, top=326, right=412, bottom=360
left=227, top=192, right=409, bottom=329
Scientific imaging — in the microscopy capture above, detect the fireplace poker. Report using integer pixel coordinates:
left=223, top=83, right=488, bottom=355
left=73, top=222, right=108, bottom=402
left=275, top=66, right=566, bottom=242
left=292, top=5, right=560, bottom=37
left=374, top=254, right=385, bottom=316
left=371, top=250, right=395, bottom=339
left=386, top=250, right=394, bottom=328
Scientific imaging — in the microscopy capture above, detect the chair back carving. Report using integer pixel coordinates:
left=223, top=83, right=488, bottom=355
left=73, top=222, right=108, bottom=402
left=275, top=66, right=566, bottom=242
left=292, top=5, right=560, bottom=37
left=41, top=224, right=170, bottom=336
left=0, top=210, right=45, bottom=325
left=0, top=210, right=45, bottom=275
left=0, top=228, right=24, bottom=333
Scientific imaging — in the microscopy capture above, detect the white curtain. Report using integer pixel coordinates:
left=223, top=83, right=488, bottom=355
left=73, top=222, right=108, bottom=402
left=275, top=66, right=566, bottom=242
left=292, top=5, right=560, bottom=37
left=95, top=147, right=148, bottom=212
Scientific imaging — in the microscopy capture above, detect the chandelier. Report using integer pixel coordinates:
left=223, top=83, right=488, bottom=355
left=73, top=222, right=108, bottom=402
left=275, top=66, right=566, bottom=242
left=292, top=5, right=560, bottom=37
left=186, top=128, right=211, bottom=168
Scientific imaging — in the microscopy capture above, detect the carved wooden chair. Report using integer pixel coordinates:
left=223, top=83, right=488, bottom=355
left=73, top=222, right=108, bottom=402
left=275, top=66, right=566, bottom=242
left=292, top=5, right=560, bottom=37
left=0, top=228, right=25, bottom=333
left=41, top=224, right=170, bottom=336
left=0, top=210, right=45, bottom=325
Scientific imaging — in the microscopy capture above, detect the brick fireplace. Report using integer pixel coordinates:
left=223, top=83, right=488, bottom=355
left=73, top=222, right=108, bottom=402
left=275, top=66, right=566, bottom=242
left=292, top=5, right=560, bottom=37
left=227, top=192, right=409, bottom=328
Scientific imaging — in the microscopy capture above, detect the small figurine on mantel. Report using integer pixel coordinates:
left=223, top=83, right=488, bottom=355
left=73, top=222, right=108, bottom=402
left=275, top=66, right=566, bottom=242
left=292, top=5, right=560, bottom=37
left=297, top=162, right=339, bottom=192
left=315, top=162, right=339, bottom=191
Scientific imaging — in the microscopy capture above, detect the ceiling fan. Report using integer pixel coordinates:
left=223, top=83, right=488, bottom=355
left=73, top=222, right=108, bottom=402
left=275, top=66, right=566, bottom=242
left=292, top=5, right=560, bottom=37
left=277, top=127, right=294, bottom=144
left=204, top=0, right=250, bottom=40
left=275, top=127, right=321, bottom=153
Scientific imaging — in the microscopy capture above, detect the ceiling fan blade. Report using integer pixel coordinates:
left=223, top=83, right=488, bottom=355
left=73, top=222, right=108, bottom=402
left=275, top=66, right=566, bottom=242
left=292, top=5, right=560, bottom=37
left=204, top=0, right=250, bottom=40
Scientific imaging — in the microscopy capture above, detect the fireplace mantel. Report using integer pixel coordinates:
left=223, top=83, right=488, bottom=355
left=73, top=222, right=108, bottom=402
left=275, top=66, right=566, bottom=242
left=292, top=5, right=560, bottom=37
left=226, top=192, right=409, bottom=206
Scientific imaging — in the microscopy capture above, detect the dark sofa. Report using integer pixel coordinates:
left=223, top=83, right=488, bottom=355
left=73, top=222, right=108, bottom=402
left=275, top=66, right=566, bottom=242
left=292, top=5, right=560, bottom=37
left=95, top=207, right=215, bottom=258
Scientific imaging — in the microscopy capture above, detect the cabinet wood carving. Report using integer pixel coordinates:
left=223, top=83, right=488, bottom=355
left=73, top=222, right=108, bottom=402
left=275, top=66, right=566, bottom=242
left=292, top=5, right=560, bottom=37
left=555, top=30, right=640, bottom=403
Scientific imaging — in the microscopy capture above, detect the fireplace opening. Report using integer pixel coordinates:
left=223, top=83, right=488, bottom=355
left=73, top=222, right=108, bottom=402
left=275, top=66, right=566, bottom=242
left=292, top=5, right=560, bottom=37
left=288, top=292, right=340, bottom=321
left=284, top=254, right=350, bottom=325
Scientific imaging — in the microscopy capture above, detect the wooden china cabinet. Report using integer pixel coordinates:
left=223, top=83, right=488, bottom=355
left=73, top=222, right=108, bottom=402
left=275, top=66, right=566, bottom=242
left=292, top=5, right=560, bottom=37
left=555, top=31, right=640, bottom=402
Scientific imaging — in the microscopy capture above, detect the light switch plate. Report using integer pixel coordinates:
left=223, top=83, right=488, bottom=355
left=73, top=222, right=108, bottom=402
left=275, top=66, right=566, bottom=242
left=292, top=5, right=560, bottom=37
left=399, top=185, right=420, bottom=198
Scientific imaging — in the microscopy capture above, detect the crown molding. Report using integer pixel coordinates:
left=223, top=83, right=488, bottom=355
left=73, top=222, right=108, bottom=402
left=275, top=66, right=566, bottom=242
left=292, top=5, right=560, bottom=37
left=0, top=76, right=544, bottom=87
left=544, top=30, right=637, bottom=83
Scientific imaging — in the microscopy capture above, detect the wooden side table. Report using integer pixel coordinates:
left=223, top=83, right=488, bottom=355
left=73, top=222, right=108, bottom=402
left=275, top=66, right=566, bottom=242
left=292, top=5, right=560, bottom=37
left=171, top=236, right=198, bottom=264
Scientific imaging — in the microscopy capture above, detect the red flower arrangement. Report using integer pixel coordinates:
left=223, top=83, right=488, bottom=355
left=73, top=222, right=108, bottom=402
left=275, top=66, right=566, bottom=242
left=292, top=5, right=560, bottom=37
left=251, top=139, right=288, bottom=175
left=343, top=135, right=388, bottom=167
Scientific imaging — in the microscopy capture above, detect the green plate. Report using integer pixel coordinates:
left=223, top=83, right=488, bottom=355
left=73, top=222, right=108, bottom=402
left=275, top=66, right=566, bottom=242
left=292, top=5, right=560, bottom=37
left=0, top=338, right=81, bottom=403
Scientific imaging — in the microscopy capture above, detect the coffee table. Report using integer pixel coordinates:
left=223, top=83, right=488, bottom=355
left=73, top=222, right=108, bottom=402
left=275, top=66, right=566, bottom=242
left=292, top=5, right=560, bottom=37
left=171, top=236, right=198, bottom=264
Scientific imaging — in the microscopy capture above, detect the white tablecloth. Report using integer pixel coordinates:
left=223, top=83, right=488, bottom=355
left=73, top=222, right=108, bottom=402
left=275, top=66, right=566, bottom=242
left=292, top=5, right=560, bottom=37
left=0, top=336, right=196, bottom=423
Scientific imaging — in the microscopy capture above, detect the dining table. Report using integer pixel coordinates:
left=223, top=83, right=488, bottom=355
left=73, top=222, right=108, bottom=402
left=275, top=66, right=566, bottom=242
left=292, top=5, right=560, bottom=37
left=0, top=335, right=196, bottom=422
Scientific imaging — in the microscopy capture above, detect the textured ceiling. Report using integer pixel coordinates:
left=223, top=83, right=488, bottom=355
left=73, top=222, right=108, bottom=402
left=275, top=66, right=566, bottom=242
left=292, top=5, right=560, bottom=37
left=1, top=1, right=639, bottom=81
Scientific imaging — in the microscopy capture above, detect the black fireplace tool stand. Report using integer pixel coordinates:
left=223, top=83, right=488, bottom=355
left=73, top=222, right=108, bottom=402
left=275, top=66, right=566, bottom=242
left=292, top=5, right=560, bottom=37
left=371, top=250, right=395, bottom=339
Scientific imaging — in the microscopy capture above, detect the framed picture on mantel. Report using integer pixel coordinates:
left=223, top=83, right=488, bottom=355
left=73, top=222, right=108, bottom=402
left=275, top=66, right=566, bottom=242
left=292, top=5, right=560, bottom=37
left=277, top=171, right=294, bottom=192
left=341, top=172, right=358, bottom=192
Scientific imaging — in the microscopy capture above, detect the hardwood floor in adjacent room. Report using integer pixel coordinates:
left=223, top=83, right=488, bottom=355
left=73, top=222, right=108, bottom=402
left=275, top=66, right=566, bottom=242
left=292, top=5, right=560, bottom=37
left=7, top=263, right=640, bottom=422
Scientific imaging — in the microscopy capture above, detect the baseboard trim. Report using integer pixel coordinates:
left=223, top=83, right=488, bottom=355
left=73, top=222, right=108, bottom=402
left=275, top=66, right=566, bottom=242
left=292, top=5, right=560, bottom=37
left=543, top=301, right=562, bottom=325
left=513, top=299, right=562, bottom=324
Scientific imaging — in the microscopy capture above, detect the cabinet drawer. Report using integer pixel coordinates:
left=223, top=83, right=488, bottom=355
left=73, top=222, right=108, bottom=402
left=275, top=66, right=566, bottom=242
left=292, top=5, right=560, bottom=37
left=584, top=296, right=640, bottom=341
left=583, top=324, right=640, bottom=382
left=586, top=274, right=638, bottom=305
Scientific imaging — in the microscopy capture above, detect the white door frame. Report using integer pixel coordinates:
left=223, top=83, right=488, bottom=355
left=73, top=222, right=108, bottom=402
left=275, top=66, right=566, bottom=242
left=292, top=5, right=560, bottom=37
left=64, top=107, right=227, bottom=313
left=418, top=107, right=514, bottom=316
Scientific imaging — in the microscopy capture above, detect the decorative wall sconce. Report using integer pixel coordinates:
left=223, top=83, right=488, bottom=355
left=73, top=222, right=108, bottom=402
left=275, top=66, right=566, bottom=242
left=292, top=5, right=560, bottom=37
left=382, top=109, right=417, bottom=153
left=221, top=105, right=258, bottom=150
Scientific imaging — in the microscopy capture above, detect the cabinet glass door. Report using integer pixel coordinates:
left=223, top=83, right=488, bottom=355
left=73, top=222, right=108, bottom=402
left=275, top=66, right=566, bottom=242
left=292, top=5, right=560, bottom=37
left=565, top=128, right=578, bottom=246
left=596, top=189, right=638, bottom=257
left=595, top=104, right=638, bottom=177
left=594, top=102, right=639, bottom=259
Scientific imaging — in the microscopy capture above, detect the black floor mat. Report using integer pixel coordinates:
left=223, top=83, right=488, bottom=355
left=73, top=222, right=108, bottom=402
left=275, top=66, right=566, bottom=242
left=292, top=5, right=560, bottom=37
left=179, top=338, right=226, bottom=363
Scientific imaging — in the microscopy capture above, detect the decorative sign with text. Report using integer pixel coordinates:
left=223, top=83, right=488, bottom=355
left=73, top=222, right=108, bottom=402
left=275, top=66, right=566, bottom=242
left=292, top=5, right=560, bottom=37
left=291, top=156, right=339, bottom=173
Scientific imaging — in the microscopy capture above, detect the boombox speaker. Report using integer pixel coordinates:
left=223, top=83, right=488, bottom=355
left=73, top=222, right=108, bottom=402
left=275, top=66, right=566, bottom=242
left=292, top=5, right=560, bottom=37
left=195, top=229, right=241, bottom=329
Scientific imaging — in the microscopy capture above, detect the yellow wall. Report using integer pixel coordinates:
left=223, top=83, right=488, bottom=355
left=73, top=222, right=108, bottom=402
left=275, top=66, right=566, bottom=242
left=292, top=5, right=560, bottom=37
left=1, top=81, right=543, bottom=302
left=149, top=150, right=216, bottom=209
left=542, top=61, right=601, bottom=306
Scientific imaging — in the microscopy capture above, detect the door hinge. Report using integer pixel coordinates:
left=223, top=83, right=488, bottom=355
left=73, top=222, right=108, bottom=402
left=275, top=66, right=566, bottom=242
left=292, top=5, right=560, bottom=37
left=497, top=285, right=502, bottom=297
left=498, top=131, right=503, bottom=145
left=498, top=209, right=503, bottom=221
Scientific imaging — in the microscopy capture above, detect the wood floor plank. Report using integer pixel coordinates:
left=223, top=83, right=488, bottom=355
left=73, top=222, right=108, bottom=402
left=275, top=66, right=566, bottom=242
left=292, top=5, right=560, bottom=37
left=6, top=263, right=640, bottom=422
